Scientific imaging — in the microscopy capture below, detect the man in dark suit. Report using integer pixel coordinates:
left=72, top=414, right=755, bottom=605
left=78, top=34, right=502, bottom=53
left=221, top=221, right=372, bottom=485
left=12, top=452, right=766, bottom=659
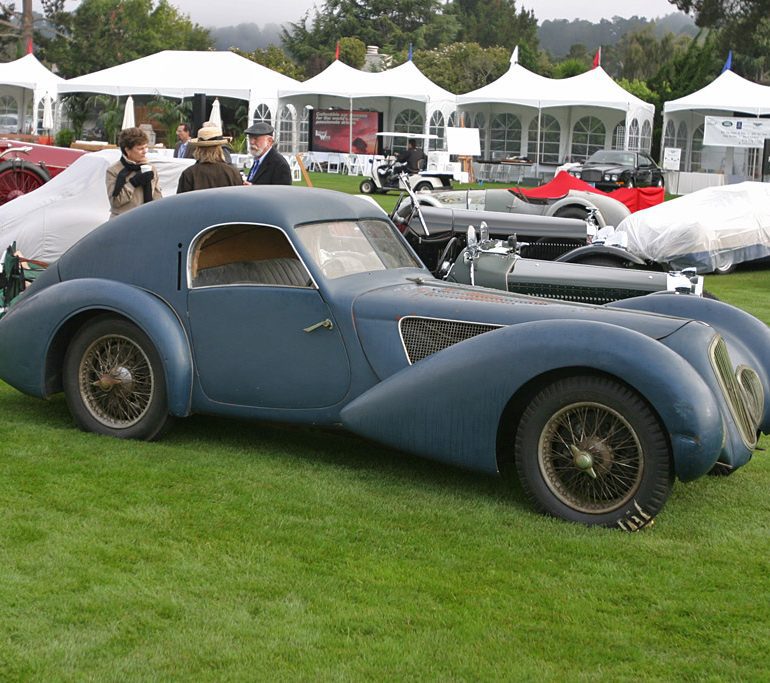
left=174, top=123, right=195, bottom=159
left=244, top=122, right=292, bottom=185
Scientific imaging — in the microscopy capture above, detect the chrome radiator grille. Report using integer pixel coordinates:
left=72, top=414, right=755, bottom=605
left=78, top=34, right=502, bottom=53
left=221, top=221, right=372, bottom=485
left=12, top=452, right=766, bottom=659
left=579, top=169, right=603, bottom=183
left=507, top=282, right=648, bottom=305
left=710, top=337, right=760, bottom=449
left=399, top=316, right=500, bottom=364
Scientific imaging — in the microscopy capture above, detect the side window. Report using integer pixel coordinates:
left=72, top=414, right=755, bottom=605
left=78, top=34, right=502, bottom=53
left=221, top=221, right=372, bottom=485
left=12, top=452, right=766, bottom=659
left=190, top=224, right=312, bottom=288
left=638, top=154, right=653, bottom=168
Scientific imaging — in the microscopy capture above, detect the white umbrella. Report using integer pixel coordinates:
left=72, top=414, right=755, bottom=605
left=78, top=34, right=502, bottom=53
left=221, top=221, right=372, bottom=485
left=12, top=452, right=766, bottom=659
left=209, top=98, right=222, bottom=128
left=121, top=95, right=135, bottom=129
left=42, top=94, right=54, bottom=130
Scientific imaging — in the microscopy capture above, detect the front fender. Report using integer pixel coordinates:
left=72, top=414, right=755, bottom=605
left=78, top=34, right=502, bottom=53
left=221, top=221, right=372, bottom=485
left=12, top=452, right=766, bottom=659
left=609, top=295, right=770, bottom=432
left=557, top=244, right=647, bottom=267
left=341, top=319, right=723, bottom=481
left=547, top=197, right=605, bottom=226
left=0, top=278, right=193, bottom=416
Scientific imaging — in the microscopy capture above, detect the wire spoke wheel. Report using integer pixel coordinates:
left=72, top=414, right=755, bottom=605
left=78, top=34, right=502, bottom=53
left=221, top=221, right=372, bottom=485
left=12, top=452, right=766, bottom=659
left=78, top=333, right=154, bottom=428
left=514, top=375, right=673, bottom=528
left=0, top=161, right=50, bottom=204
left=63, top=315, right=170, bottom=440
left=538, top=401, right=643, bottom=514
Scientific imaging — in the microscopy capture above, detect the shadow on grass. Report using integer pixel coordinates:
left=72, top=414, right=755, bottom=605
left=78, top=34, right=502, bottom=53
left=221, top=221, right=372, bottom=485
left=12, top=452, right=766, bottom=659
left=4, top=389, right=527, bottom=512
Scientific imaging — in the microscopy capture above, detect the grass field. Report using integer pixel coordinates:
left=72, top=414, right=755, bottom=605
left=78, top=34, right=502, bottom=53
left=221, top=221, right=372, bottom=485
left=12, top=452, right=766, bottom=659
left=1, top=177, right=769, bottom=680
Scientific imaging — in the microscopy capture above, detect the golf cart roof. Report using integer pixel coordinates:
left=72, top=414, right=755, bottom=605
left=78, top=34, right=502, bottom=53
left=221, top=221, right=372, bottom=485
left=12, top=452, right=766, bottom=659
left=376, top=132, right=439, bottom=139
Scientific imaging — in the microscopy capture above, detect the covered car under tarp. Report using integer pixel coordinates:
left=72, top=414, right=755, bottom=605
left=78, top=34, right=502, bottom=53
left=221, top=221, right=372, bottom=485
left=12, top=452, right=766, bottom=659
left=517, top=171, right=664, bottom=213
left=616, top=181, right=770, bottom=273
left=0, top=150, right=192, bottom=263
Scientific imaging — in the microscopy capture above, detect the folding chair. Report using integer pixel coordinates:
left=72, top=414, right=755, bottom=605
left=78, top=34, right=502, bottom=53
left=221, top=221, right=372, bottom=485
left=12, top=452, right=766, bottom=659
left=326, top=153, right=342, bottom=173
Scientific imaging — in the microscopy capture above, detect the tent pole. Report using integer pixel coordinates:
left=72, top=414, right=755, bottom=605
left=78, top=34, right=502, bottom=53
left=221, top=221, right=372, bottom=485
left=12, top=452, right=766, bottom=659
left=536, top=105, right=542, bottom=175
left=349, top=97, right=353, bottom=154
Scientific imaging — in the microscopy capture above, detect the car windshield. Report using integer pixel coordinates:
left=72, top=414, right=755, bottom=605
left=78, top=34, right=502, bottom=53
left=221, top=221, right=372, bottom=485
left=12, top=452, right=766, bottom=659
left=586, top=150, right=635, bottom=166
left=295, top=219, right=422, bottom=280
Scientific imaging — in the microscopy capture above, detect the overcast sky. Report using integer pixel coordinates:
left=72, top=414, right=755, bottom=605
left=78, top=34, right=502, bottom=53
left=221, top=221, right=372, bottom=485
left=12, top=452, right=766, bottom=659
left=35, top=0, right=683, bottom=27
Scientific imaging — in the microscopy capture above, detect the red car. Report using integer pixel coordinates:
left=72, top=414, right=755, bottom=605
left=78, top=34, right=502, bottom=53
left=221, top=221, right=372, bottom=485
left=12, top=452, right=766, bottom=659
left=0, top=139, right=86, bottom=205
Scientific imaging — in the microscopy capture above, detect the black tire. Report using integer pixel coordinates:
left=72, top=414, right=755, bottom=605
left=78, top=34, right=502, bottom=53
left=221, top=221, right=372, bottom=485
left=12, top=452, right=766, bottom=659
left=0, top=159, right=51, bottom=205
left=359, top=179, right=375, bottom=194
left=554, top=206, right=587, bottom=220
left=63, top=315, right=170, bottom=440
left=514, top=375, right=673, bottom=530
left=413, top=181, right=433, bottom=192
left=626, top=178, right=635, bottom=189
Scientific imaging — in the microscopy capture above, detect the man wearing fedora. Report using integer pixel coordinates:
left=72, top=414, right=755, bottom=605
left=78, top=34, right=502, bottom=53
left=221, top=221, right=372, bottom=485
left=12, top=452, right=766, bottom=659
left=176, top=124, right=243, bottom=193
left=244, top=122, right=292, bottom=186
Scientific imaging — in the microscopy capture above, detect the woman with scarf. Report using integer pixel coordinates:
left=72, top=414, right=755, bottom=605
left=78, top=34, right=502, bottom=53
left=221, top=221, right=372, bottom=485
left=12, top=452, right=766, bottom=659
left=106, top=127, right=162, bottom=218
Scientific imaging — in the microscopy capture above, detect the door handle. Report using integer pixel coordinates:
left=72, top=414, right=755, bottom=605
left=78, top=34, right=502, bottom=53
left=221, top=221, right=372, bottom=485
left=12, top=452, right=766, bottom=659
left=303, top=318, right=334, bottom=333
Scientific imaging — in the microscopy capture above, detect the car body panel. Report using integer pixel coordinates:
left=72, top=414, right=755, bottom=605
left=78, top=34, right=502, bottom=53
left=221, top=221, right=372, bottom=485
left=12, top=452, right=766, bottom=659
left=0, top=186, right=765, bottom=524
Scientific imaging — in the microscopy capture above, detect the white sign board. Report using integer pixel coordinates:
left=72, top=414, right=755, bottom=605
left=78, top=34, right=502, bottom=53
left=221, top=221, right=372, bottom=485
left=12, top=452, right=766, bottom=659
left=704, top=116, right=770, bottom=148
left=662, top=147, right=681, bottom=171
left=446, top=127, right=481, bottom=156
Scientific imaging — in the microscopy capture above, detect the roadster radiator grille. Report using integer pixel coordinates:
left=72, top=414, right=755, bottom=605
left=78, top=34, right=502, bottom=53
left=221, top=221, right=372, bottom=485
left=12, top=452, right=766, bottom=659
left=520, top=240, right=582, bottom=260
left=507, top=282, right=648, bottom=305
left=399, top=316, right=500, bottom=364
left=579, top=170, right=603, bottom=183
left=710, top=337, right=760, bottom=449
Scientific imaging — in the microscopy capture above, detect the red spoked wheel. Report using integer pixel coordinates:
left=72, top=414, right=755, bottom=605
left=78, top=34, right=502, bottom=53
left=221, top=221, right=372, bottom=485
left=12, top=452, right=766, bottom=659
left=0, top=160, right=51, bottom=205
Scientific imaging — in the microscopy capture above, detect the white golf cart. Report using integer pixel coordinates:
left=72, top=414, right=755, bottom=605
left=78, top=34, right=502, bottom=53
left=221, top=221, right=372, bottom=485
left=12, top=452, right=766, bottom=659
left=358, top=132, right=454, bottom=195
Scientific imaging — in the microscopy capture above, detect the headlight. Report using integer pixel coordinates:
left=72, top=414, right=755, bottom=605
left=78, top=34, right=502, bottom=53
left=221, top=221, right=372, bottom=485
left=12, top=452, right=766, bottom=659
left=611, top=174, right=619, bottom=182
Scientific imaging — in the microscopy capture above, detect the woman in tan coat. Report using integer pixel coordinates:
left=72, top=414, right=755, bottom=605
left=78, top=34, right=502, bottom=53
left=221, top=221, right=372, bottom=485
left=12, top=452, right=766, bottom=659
left=176, top=124, right=243, bottom=193
left=105, top=127, right=162, bottom=218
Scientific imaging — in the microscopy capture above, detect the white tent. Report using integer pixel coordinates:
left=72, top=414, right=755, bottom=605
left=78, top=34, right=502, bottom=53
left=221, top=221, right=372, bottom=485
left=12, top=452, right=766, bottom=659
left=457, top=52, right=655, bottom=167
left=662, top=70, right=770, bottom=176
left=278, top=59, right=456, bottom=153
left=58, top=50, right=301, bottom=126
left=0, top=54, right=64, bottom=134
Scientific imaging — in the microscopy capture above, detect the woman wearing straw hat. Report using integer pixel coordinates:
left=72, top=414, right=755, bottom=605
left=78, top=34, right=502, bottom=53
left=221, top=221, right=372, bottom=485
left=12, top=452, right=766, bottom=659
left=176, top=124, right=243, bottom=194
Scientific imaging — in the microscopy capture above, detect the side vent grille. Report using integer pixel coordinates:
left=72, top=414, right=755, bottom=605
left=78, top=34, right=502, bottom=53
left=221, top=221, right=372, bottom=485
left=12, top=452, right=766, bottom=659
left=710, top=337, right=760, bottom=449
left=399, top=317, right=500, bottom=364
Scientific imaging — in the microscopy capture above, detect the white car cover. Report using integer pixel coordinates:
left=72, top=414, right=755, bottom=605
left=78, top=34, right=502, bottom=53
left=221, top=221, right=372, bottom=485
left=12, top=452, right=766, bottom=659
left=0, top=150, right=193, bottom=264
left=617, top=182, right=770, bottom=273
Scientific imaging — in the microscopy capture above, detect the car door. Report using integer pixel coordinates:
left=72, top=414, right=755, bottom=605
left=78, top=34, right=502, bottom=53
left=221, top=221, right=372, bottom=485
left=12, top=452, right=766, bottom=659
left=636, top=154, right=655, bottom=187
left=187, top=223, right=351, bottom=409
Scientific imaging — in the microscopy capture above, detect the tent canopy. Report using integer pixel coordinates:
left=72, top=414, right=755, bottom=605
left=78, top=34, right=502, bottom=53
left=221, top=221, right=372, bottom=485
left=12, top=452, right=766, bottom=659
left=458, top=63, right=652, bottom=115
left=664, top=69, right=770, bottom=116
left=0, top=54, right=63, bottom=97
left=58, top=50, right=299, bottom=100
left=279, top=59, right=455, bottom=106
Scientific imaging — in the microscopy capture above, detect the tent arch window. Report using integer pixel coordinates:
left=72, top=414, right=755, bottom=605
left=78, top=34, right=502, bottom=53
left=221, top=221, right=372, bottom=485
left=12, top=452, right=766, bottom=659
left=0, top=95, right=18, bottom=131
left=527, top=114, right=560, bottom=164
left=663, top=120, right=676, bottom=148
left=277, top=105, right=295, bottom=153
left=393, top=109, right=423, bottom=152
left=299, top=107, right=310, bottom=153
left=690, top=124, right=705, bottom=172
left=429, top=111, right=445, bottom=151
left=640, top=121, right=652, bottom=154
left=628, top=118, right=640, bottom=151
left=448, top=111, right=470, bottom=128
left=473, top=112, right=487, bottom=158
left=571, top=116, right=605, bottom=162
left=252, top=103, right=272, bottom=126
left=490, top=113, right=521, bottom=159
left=612, top=123, right=625, bottom=150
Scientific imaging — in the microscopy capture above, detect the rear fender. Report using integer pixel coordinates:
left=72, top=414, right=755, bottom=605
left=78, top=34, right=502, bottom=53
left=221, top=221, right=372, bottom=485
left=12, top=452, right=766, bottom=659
left=548, top=197, right=603, bottom=225
left=557, top=244, right=647, bottom=267
left=341, top=319, right=723, bottom=481
left=0, top=278, right=193, bottom=416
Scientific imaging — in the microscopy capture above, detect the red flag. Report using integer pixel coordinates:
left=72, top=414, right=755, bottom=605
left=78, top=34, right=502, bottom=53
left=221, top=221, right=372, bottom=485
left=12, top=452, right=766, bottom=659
left=592, top=47, right=601, bottom=69
left=26, top=37, right=33, bottom=54
left=335, top=41, right=340, bottom=60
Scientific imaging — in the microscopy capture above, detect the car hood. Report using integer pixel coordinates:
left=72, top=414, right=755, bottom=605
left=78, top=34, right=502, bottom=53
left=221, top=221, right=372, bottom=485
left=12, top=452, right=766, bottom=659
left=578, top=163, right=628, bottom=174
left=351, top=279, right=690, bottom=379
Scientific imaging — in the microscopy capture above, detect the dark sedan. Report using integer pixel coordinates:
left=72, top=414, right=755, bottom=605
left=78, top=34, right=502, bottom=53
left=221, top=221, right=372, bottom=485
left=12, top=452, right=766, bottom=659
left=568, top=150, right=665, bottom=191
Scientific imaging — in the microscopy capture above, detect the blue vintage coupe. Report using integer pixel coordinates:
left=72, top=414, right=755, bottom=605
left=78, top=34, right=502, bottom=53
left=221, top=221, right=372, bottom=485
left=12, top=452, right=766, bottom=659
left=0, top=186, right=767, bottom=529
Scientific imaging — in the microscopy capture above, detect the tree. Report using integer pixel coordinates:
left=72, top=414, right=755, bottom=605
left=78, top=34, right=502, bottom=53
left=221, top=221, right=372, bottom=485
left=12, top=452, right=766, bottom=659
left=411, top=42, right=509, bottom=93
left=669, top=0, right=770, bottom=79
left=448, top=0, right=539, bottom=52
left=281, top=0, right=458, bottom=75
left=232, top=45, right=305, bottom=80
left=38, top=0, right=212, bottom=77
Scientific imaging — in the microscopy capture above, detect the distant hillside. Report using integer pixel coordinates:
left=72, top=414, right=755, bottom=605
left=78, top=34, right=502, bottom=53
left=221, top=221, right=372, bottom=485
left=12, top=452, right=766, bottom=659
left=538, top=13, right=698, bottom=58
left=209, top=22, right=284, bottom=52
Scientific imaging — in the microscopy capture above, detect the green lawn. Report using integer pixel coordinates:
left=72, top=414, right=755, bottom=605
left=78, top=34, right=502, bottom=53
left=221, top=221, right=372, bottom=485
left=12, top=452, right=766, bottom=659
left=1, top=179, right=770, bottom=680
